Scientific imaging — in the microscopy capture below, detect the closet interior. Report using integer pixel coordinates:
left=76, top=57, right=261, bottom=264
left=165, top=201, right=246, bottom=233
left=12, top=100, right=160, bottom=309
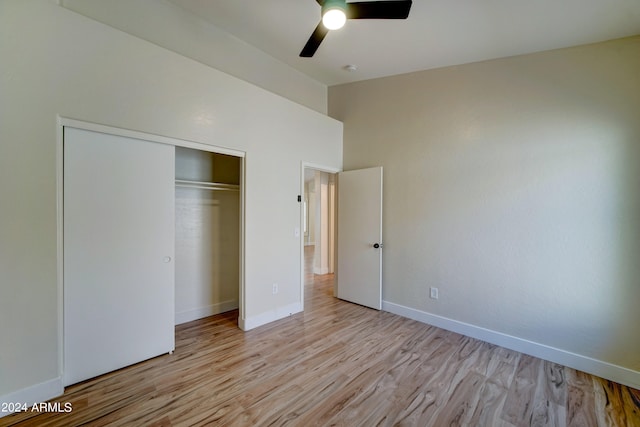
left=174, top=146, right=241, bottom=325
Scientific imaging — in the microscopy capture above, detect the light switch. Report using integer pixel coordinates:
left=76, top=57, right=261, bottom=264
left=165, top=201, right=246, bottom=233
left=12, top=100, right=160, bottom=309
left=294, top=227, right=300, bottom=237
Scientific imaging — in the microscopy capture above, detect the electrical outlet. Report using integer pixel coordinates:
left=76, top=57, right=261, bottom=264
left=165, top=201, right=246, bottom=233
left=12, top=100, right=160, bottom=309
left=272, top=283, right=278, bottom=294
left=430, top=287, right=439, bottom=300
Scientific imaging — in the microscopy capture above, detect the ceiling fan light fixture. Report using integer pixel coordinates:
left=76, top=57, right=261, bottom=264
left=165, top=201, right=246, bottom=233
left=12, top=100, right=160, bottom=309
left=322, top=0, right=347, bottom=30
left=300, top=0, right=412, bottom=58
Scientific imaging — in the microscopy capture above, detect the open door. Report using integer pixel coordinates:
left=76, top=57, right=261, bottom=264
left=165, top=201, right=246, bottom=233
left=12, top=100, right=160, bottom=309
left=337, top=167, right=383, bottom=310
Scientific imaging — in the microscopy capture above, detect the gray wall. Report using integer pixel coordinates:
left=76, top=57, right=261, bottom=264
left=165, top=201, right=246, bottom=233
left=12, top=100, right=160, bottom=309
left=330, top=36, right=640, bottom=384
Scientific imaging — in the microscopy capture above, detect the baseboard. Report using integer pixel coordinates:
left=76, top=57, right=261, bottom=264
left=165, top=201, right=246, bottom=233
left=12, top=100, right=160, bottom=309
left=175, top=300, right=239, bottom=325
left=0, top=377, right=64, bottom=418
left=239, top=301, right=302, bottom=331
left=382, top=300, right=640, bottom=390
left=313, top=267, right=329, bottom=275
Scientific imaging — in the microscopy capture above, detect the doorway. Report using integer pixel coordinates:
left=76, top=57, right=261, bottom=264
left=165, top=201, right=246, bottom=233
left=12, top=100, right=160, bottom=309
left=302, top=165, right=384, bottom=313
left=301, top=164, right=338, bottom=304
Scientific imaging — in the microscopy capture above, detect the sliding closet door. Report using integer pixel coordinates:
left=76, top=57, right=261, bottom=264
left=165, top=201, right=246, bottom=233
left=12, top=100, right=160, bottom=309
left=64, top=127, right=175, bottom=386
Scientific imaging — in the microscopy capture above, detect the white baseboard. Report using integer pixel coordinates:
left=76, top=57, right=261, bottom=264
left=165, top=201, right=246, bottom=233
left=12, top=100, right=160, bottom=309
left=239, top=301, right=302, bottom=331
left=0, top=377, right=64, bottom=418
left=175, top=300, right=239, bottom=325
left=313, top=267, right=329, bottom=275
left=382, top=300, right=640, bottom=390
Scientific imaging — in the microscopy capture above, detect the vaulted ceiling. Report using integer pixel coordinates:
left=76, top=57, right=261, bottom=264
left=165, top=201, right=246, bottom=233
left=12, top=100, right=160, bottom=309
left=167, top=0, right=640, bottom=86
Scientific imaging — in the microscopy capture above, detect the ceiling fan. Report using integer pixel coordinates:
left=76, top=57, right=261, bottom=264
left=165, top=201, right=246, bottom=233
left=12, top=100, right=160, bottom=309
left=300, top=0, right=413, bottom=57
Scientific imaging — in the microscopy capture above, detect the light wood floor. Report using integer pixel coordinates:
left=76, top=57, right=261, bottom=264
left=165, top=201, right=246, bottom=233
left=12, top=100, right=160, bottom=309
left=3, top=248, right=638, bottom=426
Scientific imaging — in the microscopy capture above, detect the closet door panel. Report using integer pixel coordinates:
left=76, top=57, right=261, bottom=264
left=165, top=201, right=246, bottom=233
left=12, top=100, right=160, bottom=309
left=64, top=127, right=175, bottom=386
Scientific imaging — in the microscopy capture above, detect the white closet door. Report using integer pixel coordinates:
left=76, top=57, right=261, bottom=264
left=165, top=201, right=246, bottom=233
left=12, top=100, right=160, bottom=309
left=64, top=127, right=175, bottom=386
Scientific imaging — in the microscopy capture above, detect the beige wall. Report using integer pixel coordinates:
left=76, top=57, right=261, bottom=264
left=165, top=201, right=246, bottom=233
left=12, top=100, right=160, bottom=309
left=0, top=0, right=341, bottom=403
left=329, top=36, right=640, bottom=385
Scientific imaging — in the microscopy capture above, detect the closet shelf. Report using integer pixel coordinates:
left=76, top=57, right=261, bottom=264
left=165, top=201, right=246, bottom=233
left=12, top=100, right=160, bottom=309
left=175, top=179, right=239, bottom=192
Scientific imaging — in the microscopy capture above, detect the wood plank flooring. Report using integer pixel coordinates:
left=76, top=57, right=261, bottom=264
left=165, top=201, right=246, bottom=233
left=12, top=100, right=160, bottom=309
left=2, top=247, right=638, bottom=426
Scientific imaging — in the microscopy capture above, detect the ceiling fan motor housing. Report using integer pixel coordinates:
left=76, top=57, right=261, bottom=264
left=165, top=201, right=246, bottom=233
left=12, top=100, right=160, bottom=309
left=322, top=0, right=347, bottom=16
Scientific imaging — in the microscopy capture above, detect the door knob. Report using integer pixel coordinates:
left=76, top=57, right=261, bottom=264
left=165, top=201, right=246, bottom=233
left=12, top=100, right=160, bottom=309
left=373, top=243, right=382, bottom=249
left=163, top=256, right=172, bottom=263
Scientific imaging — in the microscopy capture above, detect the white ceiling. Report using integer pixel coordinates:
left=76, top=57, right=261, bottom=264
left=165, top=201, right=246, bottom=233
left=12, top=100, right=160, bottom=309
left=168, top=0, right=640, bottom=86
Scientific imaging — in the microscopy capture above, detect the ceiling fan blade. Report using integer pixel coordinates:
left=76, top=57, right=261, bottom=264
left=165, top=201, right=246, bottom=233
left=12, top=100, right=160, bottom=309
left=300, top=22, right=329, bottom=57
left=346, top=0, right=412, bottom=19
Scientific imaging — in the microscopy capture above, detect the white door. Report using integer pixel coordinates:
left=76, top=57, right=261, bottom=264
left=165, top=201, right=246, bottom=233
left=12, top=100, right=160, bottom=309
left=337, top=167, right=383, bottom=309
left=64, top=127, right=175, bottom=386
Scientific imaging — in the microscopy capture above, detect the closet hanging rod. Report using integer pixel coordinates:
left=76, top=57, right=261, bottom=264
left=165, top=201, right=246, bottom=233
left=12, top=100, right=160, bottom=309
left=175, top=179, right=239, bottom=192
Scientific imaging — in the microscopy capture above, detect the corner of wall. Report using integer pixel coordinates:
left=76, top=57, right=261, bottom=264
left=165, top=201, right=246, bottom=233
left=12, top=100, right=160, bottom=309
left=240, top=302, right=303, bottom=331
left=0, top=378, right=64, bottom=418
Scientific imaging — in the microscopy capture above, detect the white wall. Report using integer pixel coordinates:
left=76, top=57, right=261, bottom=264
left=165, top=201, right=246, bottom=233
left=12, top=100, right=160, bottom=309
left=0, top=0, right=341, bottom=405
left=329, top=36, right=640, bottom=387
left=175, top=187, right=240, bottom=323
left=58, top=0, right=328, bottom=114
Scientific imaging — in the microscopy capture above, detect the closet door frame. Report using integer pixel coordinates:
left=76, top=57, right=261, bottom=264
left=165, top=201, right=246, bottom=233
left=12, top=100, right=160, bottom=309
left=56, top=117, right=246, bottom=384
